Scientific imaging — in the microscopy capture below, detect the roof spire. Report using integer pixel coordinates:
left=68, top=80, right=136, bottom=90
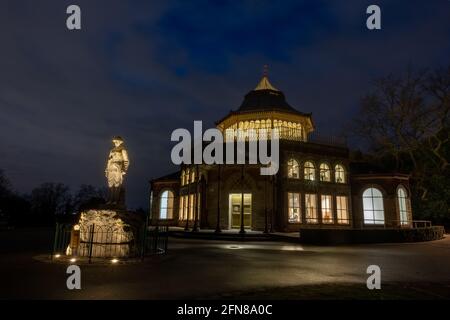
left=254, top=65, right=279, bottom=91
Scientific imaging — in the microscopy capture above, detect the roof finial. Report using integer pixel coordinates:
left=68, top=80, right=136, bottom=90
left=263, top=64, right=269, bottom=78
left=254, top=65, right=279, bottom=91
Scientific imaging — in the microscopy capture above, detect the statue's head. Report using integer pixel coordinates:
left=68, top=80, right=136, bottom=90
left=112, top=136, right=124, bottom=147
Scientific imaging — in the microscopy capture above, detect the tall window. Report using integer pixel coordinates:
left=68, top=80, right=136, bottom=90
left=304, top=161, right=316, bottom=181
left=190, top=168, right=196, bottom=183
left=321, top=195, right=333, bottom=224
left=183, top=195, right=189, bottom=220
left=287, top=159, right=299, bottom=178
left=288, top=192, right=301, bottom=223
left=336, top=196, right=349, bottom=224
left=319, top=163, right=331, bottom=182
left=185, top=168, right=190, bottom=185
left=363, top=188, right=385, bottom=225
left=159, top=190, right=174, bottom=219
left=189, top=194, right=194, bottom=220
left=180, top=170, right=185, bottom=186
left=179, top=196, right=184, bottom=220
left=397, top=186, right=410, bottom=225
left=305, top=194, right=318, bottom=223
left=196, top=192, right=201, bottom=220
left=335, top=165, right=345, bottom=183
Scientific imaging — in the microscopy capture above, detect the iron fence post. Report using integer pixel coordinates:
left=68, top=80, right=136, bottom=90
left=140, top=224, right=147, bottom=261
left=153, top=226, right=159, bottom=254
left=164, top=225, right=168, bottom=253
left=51, top=223, right=59, bottom=260
left=88, top=224, right=95, bottom=264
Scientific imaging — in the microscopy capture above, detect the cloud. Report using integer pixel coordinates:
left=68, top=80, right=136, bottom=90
left=0, top=0, right=448, bottom=208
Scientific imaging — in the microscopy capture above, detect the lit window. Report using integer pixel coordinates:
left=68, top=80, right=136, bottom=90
left=179, top=196, right=184, bottom=220
left=159, top=190, right=174, bottom=219
left=287, top=159, right=299, bottom=179
left=305, top=194, right=318, bottom=223
left=180, top=170, right=185, bottom=186
left=183, top=195, right=188, bottom=220
left=185, top=168, right=190, bottom=185
left=190, top=168, right=196, bottom=183
left=288, top=192, right=301, bottom=223
left=196, top=192, right=201, bottom=220
left=189, top=194, right=194, bottom=220
left=363, top=188, right=385, bottom=225
left=304, top=161, right=316, bottom=181
left=397, top=186, right=410, bottom=226
left=336, top=196, right=349, bottom=224
left=321, top=195, right=333, bottom=223
left=319, top=163, right=331, bottom=182
left=335, top=165, right=345, bottom=183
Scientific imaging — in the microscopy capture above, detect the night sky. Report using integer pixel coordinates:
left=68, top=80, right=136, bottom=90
left=0, top=0, right=449, bottom=209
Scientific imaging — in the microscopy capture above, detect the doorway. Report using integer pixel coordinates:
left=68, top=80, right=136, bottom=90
left=229, top=193, right=252, bottom=229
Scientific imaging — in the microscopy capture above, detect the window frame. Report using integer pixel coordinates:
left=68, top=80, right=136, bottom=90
left=159, top=189, right=174, bottom=220
left=321, top=194, right=334, bottom=224
left=319, top=163, right=331, bottom=182
left=335, top=164, right=346, bottom=183
left=397, top=185, right=411, bottom=226
left=287, top=158, right=300, bottom=179
left=305, top=193, right=318, bottom=224
left=362, top=187, right=385, bottom=225
left=336, top=195, right=349, bottom=224
left=304, top=161, right=316, bottom=181
left=287, top=192, right=301, bottom=223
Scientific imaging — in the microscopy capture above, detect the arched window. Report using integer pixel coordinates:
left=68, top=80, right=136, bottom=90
left=319, top=163, right=331, bottom=182
left=159, top=190, right=174, bottom=219
left=287, top=159, right=299, bottom=178
left=335, top=164, right=346, bottom=183
left=304, top=161, right=316, bottom=181
left=190, top=168, right=196, bottom=183
left=397, top=186, right=410, bottom=225
left=362, top=188, right=384, bottom=225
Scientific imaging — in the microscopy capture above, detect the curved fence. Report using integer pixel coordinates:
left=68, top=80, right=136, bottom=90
left=52, top=222, right=168, bottom=262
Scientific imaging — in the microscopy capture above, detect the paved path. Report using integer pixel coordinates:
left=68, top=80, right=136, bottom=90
left=1, top=228, right=449, bottom=299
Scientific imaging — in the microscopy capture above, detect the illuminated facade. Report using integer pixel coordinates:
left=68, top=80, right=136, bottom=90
left=150, top=74, right=413, bottom=232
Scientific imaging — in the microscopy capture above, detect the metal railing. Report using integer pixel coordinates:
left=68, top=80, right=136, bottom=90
left=297, top=218, right=432, bottom=229
left=353, top=219, right=432, bottom=229
left=52, top=222, right=169, bottom=262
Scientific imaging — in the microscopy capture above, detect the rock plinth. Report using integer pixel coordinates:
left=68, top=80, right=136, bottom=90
left=67, top=209, right=144, bottom=258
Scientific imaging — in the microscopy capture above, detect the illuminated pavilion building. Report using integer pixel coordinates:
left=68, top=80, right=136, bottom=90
left=149, top=73, right=413, bottom=233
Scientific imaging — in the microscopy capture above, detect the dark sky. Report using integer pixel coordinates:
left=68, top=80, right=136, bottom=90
left=0, top=0, right=449, bottom=209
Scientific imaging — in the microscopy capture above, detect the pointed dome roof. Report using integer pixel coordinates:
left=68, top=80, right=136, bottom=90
left=254, top=75, right=279, bottom=91
left=237, top=75, right=306, bottom=115
left=215, top=70, right=314, bottom=133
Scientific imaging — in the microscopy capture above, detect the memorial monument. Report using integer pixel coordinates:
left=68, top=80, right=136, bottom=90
left=67, top=136, right=144, bottom=258
left=105, top=136, right=129, bottom=207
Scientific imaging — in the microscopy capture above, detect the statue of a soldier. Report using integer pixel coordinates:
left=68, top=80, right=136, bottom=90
left=105, top=136, right=130, bottom=207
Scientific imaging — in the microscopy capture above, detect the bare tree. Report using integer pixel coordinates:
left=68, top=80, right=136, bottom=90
left=352, top=66, right=450, bottom=200
left=30, top=183, right=72, bottom=219
left=73, top=184, right=106, bottom=211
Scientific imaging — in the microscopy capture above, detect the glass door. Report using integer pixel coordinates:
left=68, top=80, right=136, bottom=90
left=229, top=193, right=252, bottom=229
